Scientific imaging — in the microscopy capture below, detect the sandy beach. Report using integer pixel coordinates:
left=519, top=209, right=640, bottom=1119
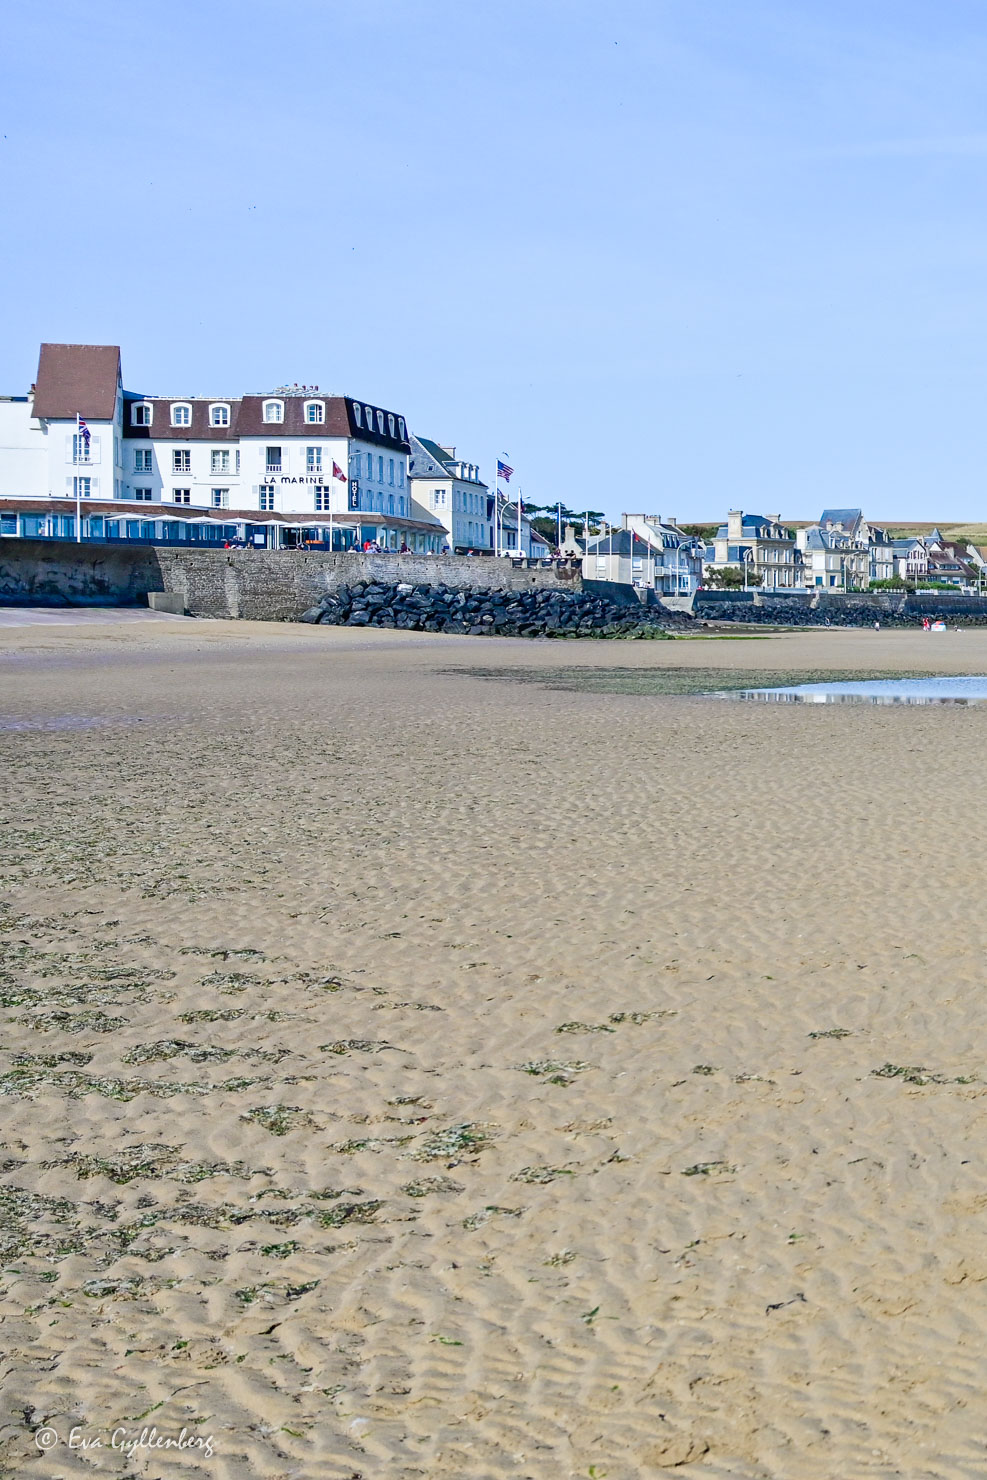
left=2, top=618, right=987, bottom=1479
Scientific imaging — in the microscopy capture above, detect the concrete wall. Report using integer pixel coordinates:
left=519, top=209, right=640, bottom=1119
left=0, top=540, right=581, bottom=618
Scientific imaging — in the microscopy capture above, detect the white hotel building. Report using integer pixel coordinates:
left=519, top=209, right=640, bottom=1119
left=0, top=343, right=446, bottom=551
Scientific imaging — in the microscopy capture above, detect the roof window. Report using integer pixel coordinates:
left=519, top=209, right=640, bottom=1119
left=263, top=400, right=284, bottom=424
left=352, top=403, right=362, bottom=428
left=210, top=403, right=230, bottom=427
left=131, top=402, right=152, bottom=427
left=305, top=401, right=325, bottom=424
left=171, top=403, right=191, bottom=427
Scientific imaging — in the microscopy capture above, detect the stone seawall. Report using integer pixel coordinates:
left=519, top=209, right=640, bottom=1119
left=0, top=541, right=581, bottom=620
left=694, top=590, right=987, bottom=626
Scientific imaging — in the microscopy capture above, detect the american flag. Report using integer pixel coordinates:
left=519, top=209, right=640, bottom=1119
left=497, top=460, right=514, bottom=482
left=332, top=461, right=346, bottom=481
left=78, top=416, right=91, bottom=446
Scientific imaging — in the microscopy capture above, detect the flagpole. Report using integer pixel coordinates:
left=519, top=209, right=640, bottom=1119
left=517, top=486, right=523, bottom=558
left=493, top=457, right=499, bottom=557
left=75, top=413, right=82, bottom=544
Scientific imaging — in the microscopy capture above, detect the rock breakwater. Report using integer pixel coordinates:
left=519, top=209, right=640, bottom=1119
left=300, top=582, right=683, bottom=638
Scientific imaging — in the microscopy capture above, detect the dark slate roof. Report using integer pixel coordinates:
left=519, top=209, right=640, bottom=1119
left=714, top=514, right=790, bottom=539
left=584, top=529, right=662, bottom=558
left=33, top=343, right=120, bottom=421
left=819, top=508, right=862, bottom=528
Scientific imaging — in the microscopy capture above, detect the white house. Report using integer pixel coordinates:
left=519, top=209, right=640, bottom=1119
left=408, top=436, right=494, bottom=553
left=0, top=343, right=445, bottom=552
left=583, top=515, right=703, bottom=593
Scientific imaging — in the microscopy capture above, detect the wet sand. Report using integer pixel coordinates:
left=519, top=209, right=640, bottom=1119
left=2, top=620, right=986, bottom=1478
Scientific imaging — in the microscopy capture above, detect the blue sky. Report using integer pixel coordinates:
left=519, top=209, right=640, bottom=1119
left=3, top=0, right=987, bottom=521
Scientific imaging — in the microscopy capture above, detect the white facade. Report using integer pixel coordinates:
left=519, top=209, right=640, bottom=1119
left=408, top=437, right=494, bottom=552
left=583, top=515, right=703, bottom=593
left=0, top=346, right=446, bottom=552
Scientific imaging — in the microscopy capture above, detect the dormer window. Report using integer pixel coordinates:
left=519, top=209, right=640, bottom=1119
left=210, top=404, right=230, bottom=427
left=352, top=403, right=362, bottom=428
left=387, top=414, right=395, bottom=437
left=131, top=402, right=152, bottom=427
left=376, top=411, right=385, bottom=434
left=171, top=403, right=191, bottom=427
left=263, top=400, right=283, bottom=424
left=305, top=401, right=324, bottom=424
left=397, top=417, right=406, bottom=440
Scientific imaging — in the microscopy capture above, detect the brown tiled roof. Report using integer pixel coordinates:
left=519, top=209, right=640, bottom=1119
left=32, top=344, right=120, bottom=421
left=123, top=394, right=411, bottom=452
left=123, top=398, right=242, bottom=441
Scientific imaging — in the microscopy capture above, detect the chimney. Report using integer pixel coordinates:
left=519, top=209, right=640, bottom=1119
left=728, top=510, right=743, bottom=540
left=767, top=514, right=781, bottom=524
left=622, top=513, right=630, bottom=530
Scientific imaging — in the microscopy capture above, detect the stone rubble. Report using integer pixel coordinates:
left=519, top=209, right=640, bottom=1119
left=299, top=582, right=687, bottom=638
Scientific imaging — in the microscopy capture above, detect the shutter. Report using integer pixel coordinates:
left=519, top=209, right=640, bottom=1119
left=91, top=477, right=100, bottom=495
left=90, top=436, right=101, bottom=464
left=65, top=434, right=73, bottom=461
left=65, top=476, right=73, bottom=494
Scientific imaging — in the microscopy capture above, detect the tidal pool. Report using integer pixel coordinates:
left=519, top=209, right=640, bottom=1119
left=729, top=675, right=987, bottom=706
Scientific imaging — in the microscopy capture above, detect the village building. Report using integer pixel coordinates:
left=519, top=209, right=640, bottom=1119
left=0, top=343, right=446, bottom=552
left=706, top=511, right=801, bottom=588
left=797, top=526, right=869, bottom=588
left=407, top=436, right=494, bottom=553
left=583, top=515, right=703, bottom=593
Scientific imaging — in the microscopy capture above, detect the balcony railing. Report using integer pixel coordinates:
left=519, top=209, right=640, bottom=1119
left=72, top=454, right=91, bottom=465
left=266, top=462, right=282, bottom=474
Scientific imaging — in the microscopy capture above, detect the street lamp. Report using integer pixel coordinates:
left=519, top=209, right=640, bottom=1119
left=743, top=548, right=754, bottom=590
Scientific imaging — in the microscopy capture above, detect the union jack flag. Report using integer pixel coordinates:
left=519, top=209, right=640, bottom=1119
left=78, top=416, right=91, bottom=446
left=497, top=460, right=514, bottom=482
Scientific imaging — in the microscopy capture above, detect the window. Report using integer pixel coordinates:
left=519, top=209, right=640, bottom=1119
left=388, top=494, right=394, bottom=515
left=376, top=411, right=385, bottom=434
left=353, top=404, right=362, bottom=428
left=73, top=476, right=91, bottom=498
left=210, top=404, right=230, bottom=427
left=133, top=488, right=153, bottom=501
left=212, top=489, right=229, bottom=508
left=173, top=488, right=191, bottom=504
left=131, top=403, right=152, bottom=426
left=315, top=485, right=331, bottom=512
left=388, top=458, right=394, bottom=485
left=387, top=414, right=395, bottom=437
left=306, top=446, right=322, bottom=473
left=173, top=449, right=191, bottom=473
left=259, top=486, right=275, bottom=511
left=134, top=449, right=152, bottom=472
left=378, top=455, right=384, bottom=483
left=398, top=464, right=404, bottom=487
left=72, top=433, right=91, bottom=463
left=263, top=400, right=283, bottom=423
left=305, top=401, right=324, bottom=424
left=172, top=404, right=191, bottom=427
left=211, top=449, right=231, bottom=473
left=266, top=446, right=282, bottom=472
left=397, top=416, right=406, bottom=440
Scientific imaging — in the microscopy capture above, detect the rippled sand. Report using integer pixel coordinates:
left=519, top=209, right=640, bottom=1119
left=1, top=620, right=986, bottom=1478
